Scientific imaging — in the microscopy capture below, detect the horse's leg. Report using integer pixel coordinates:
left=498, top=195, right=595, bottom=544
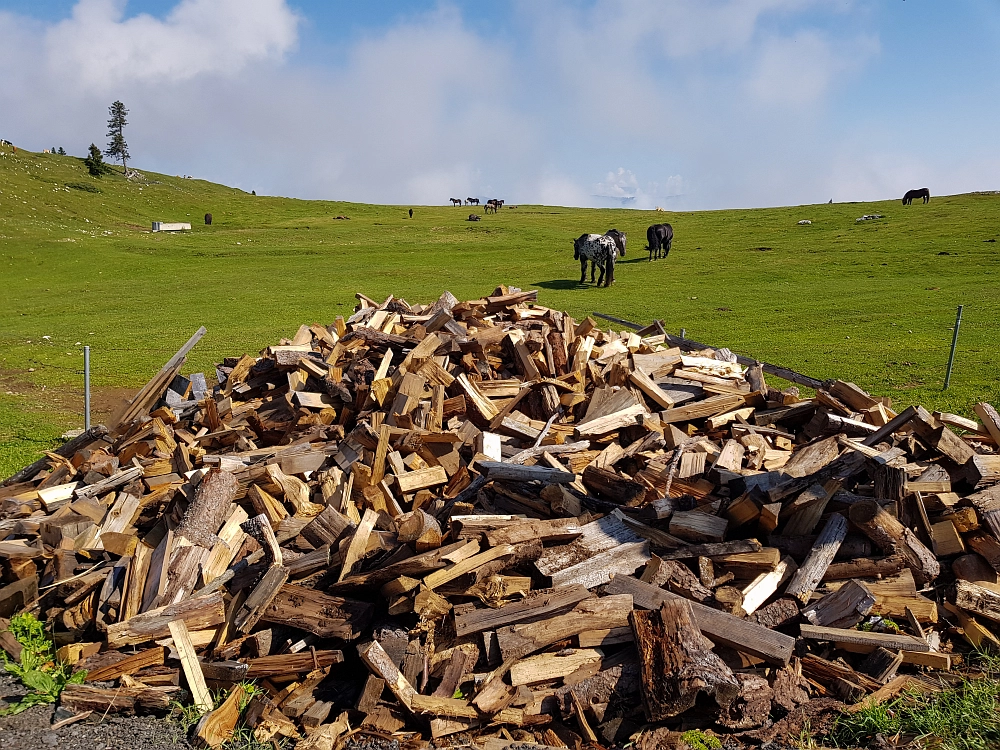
left=580, top=257, right=587, bottom=284
left=596, top=263, right=605, bottom=287
left=590, top=260, right=596, bottom=283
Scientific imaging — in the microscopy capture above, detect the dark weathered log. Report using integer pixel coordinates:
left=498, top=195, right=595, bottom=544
left=630, top=598, right=739, bottom=721
left=261, top=583, right=373, bottom=639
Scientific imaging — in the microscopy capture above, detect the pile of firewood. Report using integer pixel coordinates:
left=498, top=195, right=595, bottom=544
left=3, top=286, right=1000, bottom=750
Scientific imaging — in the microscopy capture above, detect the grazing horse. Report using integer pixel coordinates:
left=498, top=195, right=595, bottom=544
left=605, top=228, right=626, bottom=259
left=450, top=198, right=462, bottom=206
left=466, top=197, right=479, bottom=205
left=484, top=199, right=499, bottom=214
left=902, top=188, right=930, bottom=205
left=573, top=233, right=620, bottom=287
left=646, top=223, right=673, bottom=260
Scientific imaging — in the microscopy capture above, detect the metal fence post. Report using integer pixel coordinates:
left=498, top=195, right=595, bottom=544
left=944, top=305, right=963, bottom=390
left=84, top=345, right=91, bottom=429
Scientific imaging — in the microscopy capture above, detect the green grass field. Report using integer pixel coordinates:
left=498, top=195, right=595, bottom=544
left=1, top=148, right=999, bottom=478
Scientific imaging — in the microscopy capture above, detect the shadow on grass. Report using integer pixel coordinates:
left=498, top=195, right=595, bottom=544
left=617, top=256, right=671, bottom=264
left=533, top=279, right=592, bottom=290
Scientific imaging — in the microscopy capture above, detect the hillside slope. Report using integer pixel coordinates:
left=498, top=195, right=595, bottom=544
left=1, top=148, right=999, bottom=475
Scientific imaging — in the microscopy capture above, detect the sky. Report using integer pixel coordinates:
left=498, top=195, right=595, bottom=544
left=1, top=0, right=998, bottom=210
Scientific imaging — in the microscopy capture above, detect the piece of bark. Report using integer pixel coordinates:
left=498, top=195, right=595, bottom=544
left=629, top=599, right=739, bottom=721
left=717, top=673, right=774, bottom=730
left=849, top=500, right=940, bottom=584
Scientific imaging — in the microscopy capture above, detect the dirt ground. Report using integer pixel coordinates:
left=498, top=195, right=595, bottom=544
left=0, top=672, right=187, bottom=750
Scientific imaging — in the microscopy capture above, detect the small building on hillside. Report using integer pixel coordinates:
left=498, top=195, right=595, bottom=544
left=151, top=222, right=192, bottom=232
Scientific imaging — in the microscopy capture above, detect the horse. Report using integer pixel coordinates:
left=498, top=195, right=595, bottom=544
left=467, top=214, right=481, bottom=221
left=450, top=198, right=462, bottom=206
left=484, top=199, right=499, bottom=214
left=605, top=228, right=626, bottom=259
left=646, top=223, right=673, bottom=260
left=573, top=232, right=620, bottom=287
left=409, top=209, right=413, bottom=218
left=902, top=188, right=930, bottom=205
left=466, top=197, right=479, bottom=205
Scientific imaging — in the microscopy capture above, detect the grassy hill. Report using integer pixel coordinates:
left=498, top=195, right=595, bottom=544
left=1, top=147, right=999, bottom=477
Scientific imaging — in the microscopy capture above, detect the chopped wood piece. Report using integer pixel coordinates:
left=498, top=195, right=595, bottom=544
left=168, top=619, right=213, bottom=713
left=801, top=579, right=876, bottom=628
left=849, top=500, right=940, bottom=584
left=785, top=513, right=848, bottom=604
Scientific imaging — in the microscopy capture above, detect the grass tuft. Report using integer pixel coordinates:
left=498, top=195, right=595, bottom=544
left=828, top=651, right=1000, bottom=750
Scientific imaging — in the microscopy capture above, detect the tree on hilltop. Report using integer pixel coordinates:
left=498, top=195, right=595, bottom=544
left=58, top=147, right=66, bottom=155
left=105, top=100, right=130, bottom=173
left=84, top=143, right=111, bottom=177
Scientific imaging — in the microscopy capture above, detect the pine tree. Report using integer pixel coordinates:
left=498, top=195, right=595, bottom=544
left=83, top=143, right=111, bottom=177
left=58, top=147, right=66, bottom=156
left=105, top=100, right=130, bottom=173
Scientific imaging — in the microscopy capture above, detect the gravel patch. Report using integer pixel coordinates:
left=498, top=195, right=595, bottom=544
left=0, top=672, right=188, bottom=750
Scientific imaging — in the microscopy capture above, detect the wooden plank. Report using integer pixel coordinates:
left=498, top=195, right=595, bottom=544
left=106, top=591, right=225, bottom=648
left=454, top=585, right=592, bottom=637
left=605, top=574, right=794, bottom=665
left=168, top=619, right=213, bottom=712
left=798, top=624, right=929, bottom=652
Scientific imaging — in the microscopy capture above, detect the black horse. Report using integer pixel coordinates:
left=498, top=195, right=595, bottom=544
left=646, top=223, right=673, bottom=260
left=902, top=188, right=930, bottom=205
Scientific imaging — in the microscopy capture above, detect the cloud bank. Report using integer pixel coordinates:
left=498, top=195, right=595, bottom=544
left=0, top=0, right=994, bottom=209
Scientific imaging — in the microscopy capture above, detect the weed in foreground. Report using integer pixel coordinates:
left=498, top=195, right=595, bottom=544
left=828, top=651, right=1000, bottom=750
left=0, top=612, right=87, bottom=715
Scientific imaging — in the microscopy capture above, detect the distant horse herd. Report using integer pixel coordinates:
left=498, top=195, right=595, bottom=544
left=441, top=185, right=933, bottom=288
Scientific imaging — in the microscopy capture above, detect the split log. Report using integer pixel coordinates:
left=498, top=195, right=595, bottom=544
left=785, top=513, right=848, bottom=604
left=175, top=468, right=238, bottom=549
left=849, top=500, right=940, bottom=584
left=801, top=579, right=876, bottom=628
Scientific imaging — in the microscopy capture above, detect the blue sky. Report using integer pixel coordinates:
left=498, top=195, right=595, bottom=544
left=1, top=1, right=998, bottom=209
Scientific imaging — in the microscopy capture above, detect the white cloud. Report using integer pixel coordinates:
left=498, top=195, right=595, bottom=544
left=8, top=0, right=980, bottom=212
left=748, top=30, right=879, bottom=106
left=44, top=0, right=300, bottom=89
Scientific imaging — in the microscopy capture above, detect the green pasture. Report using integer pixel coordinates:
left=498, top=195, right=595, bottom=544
left=1, top=148, right=999, bottom=478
